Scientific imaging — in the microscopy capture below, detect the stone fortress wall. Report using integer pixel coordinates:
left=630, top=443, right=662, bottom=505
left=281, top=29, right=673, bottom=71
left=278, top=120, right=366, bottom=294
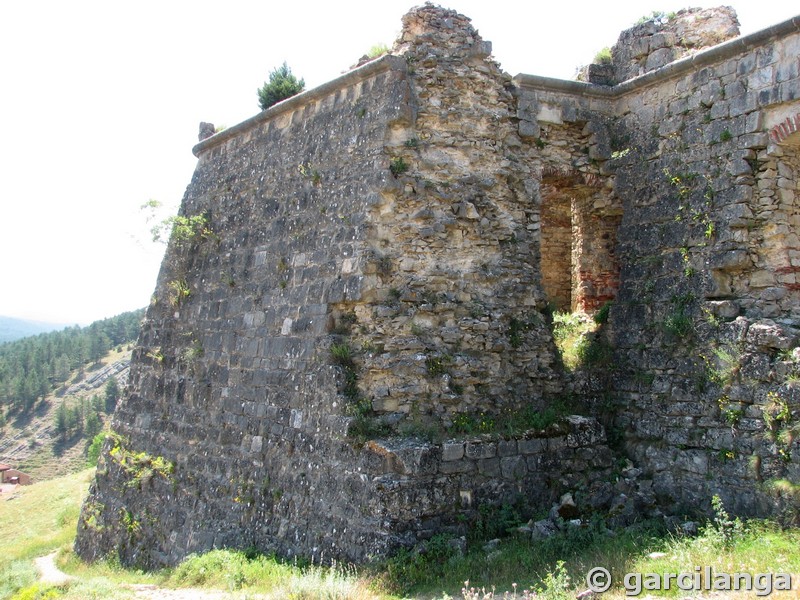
left=76, top=5, right=800, bottom=566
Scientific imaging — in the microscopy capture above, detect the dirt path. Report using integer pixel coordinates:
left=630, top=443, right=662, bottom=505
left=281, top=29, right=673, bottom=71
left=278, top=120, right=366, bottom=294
left=34, top=552, right=265, bottom=599
left=34, top=552, right=73, bottom=586
left=127, top=584, right=250, bottom=599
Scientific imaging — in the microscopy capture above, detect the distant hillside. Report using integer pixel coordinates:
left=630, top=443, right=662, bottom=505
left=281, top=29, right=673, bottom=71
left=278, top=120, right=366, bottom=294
left=0, top=308, right=145, bottom=416
left=0, top=308, right=146, bottom=480
left=0, top=346, right=131, bottom=480
left=0, top=316, right=68, bottom=344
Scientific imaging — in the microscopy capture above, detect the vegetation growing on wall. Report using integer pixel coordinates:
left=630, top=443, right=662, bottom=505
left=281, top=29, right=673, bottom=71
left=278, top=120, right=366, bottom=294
left=257, top=62, right=305, bottom=110
left=367, top=43, right=390, bottom=59
left=104, top=431, right=175, bottom=490
left=593, top=47, right=612, bottom=65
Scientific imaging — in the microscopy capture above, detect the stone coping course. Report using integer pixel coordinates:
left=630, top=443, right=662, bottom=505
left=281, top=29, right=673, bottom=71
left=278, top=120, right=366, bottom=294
left=193, top=55, right=408, bottom=158
left=516, top=13, right=800, bottom=97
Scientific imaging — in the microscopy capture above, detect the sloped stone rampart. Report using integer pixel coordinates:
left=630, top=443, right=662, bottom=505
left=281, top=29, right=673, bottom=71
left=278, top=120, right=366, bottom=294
left=76, top=56, right=419, bottom=566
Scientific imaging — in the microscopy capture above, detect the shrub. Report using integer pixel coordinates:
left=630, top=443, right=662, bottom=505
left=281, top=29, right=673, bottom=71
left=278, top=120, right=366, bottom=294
left=87, top=431, right=108, bottom=467
left=257, top=62, right=305, bottom=110
left=507, top=402, right=565, bottom=432
left=367, top=43, right=390, bottom=59
left=389, top=157, right=409, bottom=177
left=593, top=47, right=612, bottom=65
left=593, top=300, right=612, bottom=325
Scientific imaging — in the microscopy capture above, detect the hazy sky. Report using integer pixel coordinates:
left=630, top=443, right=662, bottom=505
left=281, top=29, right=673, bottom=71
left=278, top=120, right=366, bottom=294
left=1, top=1, right=796, bottom=325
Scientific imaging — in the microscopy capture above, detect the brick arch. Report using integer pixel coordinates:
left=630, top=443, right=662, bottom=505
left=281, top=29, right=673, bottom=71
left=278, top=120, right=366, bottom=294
left=769, top=113, right=800, bottom=146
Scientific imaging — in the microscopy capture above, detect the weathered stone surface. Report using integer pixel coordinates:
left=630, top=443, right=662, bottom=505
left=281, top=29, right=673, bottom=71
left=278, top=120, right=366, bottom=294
left=75, top=3, right=800, bottom=568
left=591, top=7, right=740, bottom=85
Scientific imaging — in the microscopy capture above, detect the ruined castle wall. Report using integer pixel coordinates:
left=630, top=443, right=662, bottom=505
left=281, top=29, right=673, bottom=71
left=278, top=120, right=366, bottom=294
left=514, top=81, right=622, bottom=313
left=75, top=8, right=611, bottom=567
left=353, top=7, right=564, bottom=426
left=75, top=56, right=425, bottom=566
left=513, top=15, right=800, bottom=517
left=75, top=6, right=800, bottom=569
left=606, top=7, right=741, bottom=85
left=607, top=21, right=800, bottom=515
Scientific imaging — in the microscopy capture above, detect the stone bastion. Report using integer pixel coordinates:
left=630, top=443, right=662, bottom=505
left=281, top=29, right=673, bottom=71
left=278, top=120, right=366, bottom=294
left=75, top=4, right=800, bottom=567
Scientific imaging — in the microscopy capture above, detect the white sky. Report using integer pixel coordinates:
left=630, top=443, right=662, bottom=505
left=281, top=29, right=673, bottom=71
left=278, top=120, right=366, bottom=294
left=1, top=1, right=796, bottom=325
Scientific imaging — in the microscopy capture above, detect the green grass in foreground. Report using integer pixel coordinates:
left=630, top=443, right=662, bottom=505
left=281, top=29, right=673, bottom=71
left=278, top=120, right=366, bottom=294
left=0, top=467, right=96, bottom=599
left=2, top=469, right=799, bottom=599
left=0, top=468, right=93, bottom=569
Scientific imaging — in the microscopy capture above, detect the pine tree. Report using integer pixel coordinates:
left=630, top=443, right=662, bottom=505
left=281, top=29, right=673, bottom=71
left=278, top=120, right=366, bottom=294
left=85, top=407, right=101, bottom=437
left=104, top=378, right=120, bottom=412
left=92, top=393, right=104, bottom=414
left=55, top=402, right=68, bottom=438
left=55, top=354, right=71, bottom=382
left=257, top=62, right=305, bottom=110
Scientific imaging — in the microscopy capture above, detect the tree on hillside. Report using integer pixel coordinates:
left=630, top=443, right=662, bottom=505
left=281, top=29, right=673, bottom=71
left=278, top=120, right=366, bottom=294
left=70, top=402, right=83, bottom=433
left=54, top=354, right=71, bottom=382
left=89, top=329, right=111, bottom=364
left=257, top=62, right=305, bottom=110
left=92, top=393, right=104, bottom=414
left=0, top=308, right=144, bottom=413
left=85, top=404, right=101, bottom=437
left=104, top=377, right=120, bottom=412
left=55, top=402, right=68, bottom=438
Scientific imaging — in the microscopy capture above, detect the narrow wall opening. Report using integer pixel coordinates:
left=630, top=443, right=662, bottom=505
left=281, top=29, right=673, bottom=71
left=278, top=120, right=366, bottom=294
left=540, top=176, right=573, bottom=312
left=540, top=169, right=621, bottom=314
left=757, top=123, right=800, bottom=315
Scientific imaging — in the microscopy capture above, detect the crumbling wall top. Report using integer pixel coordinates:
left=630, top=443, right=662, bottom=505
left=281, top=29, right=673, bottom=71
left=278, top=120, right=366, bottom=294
left=392, top=3, right=493, bottom=60
left=587, top=6, right=740, bottom=85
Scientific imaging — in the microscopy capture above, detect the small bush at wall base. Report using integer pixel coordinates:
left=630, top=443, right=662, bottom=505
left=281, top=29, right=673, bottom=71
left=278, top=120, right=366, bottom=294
left=450, top=411, right=495, bottom=435
left=504, top=402, right=565, bottom=432
left=765, top=479, right=800, bottom=526
left=472, top=502, right=523, bottom=540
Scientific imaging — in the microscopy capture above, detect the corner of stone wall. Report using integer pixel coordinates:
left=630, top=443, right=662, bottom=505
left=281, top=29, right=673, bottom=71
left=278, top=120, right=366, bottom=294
left=349, top=4, right=563, bottom=435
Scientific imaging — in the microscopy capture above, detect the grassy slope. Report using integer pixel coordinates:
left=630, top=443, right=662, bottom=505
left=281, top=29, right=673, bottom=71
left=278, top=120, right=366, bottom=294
left=0, top=468, right=156, bottom=600
left=0, top=468, right=93, bottom=568
left=0, top=468, right=93, bottom=599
